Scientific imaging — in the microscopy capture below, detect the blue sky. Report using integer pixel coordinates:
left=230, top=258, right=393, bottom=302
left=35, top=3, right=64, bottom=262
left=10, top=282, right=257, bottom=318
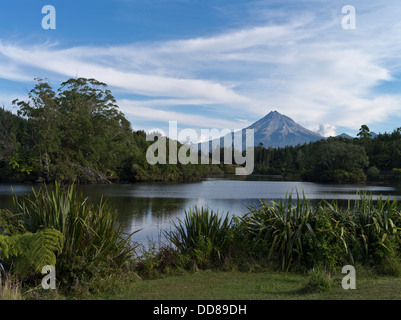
left=1, top=0, right=401, bottom=139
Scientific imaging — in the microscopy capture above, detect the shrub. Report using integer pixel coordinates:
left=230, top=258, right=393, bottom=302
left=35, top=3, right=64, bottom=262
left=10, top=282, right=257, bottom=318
left=367, top=166, right=380, bottom=180
left=238, top=192, right=346, bottom=271
left=236, top=191, right=401, bottom=273
left=135, top=244, right=190, bottom=279
left=346, top=193, right=401, bottom=267
left=8, top=182, right=138, bottom=282
left=166, top=206, right=232, bottom=267
left=393, top=168, right=401, bottom=180
left=302, top=266, right=336, bottom=293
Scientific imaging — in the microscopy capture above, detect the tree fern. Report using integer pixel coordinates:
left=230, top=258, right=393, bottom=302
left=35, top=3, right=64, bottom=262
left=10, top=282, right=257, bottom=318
left=12, top=182, right=137, bottom=278
left=0, top=228, right=64, bottom=277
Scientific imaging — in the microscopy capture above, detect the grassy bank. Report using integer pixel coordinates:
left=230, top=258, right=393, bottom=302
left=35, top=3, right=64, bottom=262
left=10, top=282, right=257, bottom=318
left=1, top=183, right=401, bottom=300
left=96, top=269, right=401, bottom=300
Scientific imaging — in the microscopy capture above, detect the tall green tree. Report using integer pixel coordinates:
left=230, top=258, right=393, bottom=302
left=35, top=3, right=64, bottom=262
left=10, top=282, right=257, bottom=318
left=13, top=78, right=60, bottom=180
left=12, top=78, right=134, bottom=182
left=56, top=78, right=133, bottom=174
left=0, top=107, right=33, bottom=180
left=357, top=124, right=372, bottom=139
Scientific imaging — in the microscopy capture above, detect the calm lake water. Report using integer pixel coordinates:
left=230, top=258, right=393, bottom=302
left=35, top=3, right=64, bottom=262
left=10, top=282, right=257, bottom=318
left=1, top=177, right=401, bottom=245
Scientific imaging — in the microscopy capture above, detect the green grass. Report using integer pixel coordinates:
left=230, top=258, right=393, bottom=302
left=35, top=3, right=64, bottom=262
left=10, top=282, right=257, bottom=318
left=96, top=270, right=401, bottom=300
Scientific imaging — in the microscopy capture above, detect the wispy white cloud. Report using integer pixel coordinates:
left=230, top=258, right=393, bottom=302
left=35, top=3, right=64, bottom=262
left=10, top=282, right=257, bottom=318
left=0, top=42, right=251, bottom=105
left=1, top=0, right=401, bottom=134
left=118, top=99, right=248, bottom=130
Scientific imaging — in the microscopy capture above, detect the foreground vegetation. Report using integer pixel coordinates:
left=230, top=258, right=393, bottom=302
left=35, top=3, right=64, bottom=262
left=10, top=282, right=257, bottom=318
left=1, top=183, right=401, bottom=300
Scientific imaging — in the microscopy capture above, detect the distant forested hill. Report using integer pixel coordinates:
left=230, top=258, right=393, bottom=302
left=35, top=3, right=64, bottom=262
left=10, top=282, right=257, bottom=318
left=253, top=124, right=401, bottom=183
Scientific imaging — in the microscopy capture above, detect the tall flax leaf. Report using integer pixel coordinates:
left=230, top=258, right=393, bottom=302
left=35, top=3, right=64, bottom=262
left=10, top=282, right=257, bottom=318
left=10, top=182, right=138, bottom=278
left=167, top=206, right=231, bottom=263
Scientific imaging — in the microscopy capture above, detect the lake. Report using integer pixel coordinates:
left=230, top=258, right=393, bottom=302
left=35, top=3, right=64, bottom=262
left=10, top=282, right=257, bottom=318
left=1, top=177, right=401, bottom=246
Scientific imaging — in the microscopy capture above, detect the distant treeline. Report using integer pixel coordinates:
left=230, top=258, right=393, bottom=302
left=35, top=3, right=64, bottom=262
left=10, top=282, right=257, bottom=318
left=2, top=77, right=401, bottom=184
left=252, top=125, right=401, bottom=183
left=0, top=78, right=229, bottom=184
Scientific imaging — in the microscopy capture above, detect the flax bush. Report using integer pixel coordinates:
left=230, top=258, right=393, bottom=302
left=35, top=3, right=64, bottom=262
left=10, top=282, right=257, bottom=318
left=166, top=206, right=232, bottom=267
left=7, top=182, right=138, bottom=282
left=236, top=192, right=401, bottom=273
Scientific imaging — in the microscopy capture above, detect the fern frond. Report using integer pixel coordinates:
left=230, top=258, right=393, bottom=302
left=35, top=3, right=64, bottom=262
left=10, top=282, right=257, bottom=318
left=0, top=228, right=64, bottom=276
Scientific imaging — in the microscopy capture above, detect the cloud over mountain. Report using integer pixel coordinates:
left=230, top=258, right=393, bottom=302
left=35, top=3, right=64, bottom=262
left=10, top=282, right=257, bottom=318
left=1, top=1, right=401, bottom=134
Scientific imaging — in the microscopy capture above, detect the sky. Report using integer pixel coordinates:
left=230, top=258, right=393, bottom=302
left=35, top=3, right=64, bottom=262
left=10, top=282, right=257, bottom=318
left=1, top=0, right=401, bottom=139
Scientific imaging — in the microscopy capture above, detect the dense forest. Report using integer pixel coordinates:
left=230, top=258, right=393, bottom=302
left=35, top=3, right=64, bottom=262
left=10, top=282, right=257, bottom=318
left=1, top=77, right=401, bottom=184
left=0, top=78, right=226, bottom=183
left=253, top=124, right=401, bottom=183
